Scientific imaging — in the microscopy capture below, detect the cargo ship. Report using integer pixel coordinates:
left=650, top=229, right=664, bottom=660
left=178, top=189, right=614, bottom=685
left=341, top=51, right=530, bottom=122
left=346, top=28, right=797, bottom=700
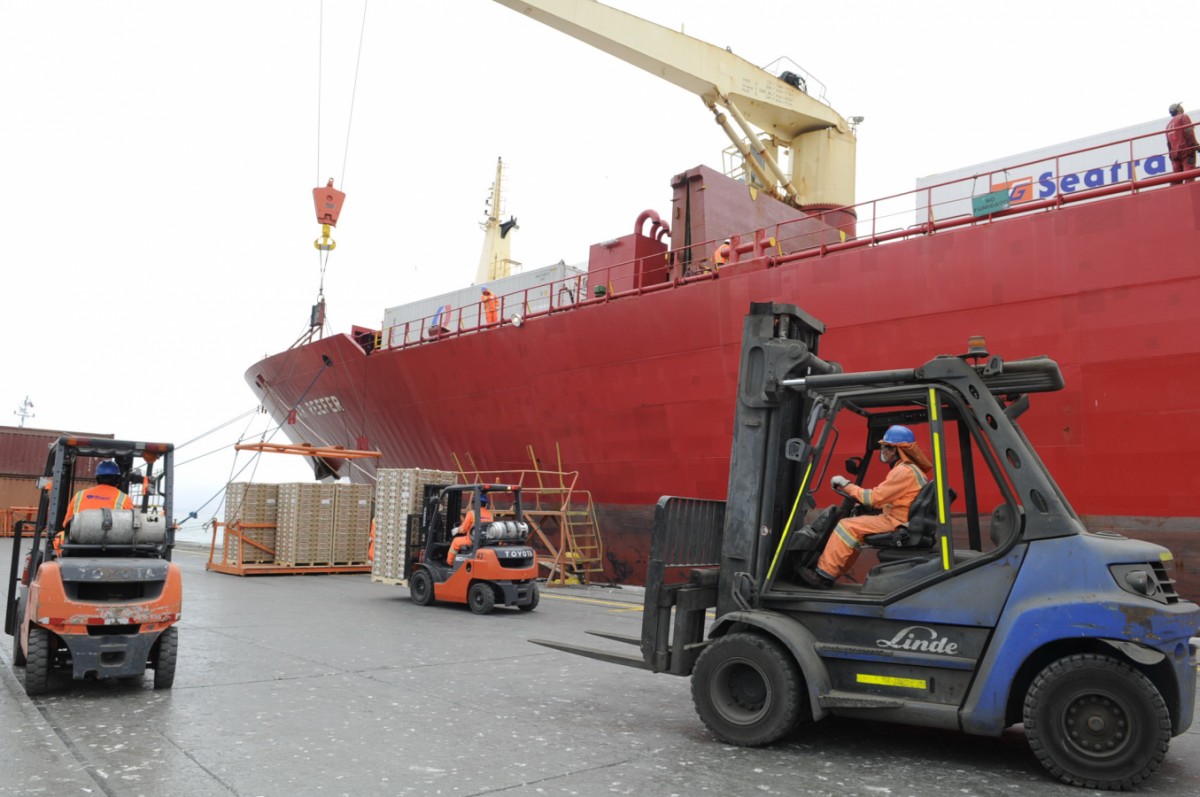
left=246, top=1, right=1200, bottom=591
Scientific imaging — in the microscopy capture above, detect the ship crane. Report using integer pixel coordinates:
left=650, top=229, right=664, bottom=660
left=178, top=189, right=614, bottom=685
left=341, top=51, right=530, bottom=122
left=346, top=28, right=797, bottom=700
left=493, top=0, right=856, bottom=209
left=475, top=157, right=521, bottom=285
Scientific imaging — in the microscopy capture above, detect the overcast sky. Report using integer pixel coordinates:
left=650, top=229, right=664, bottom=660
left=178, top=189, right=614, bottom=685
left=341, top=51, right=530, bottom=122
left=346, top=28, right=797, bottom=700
left=2, top=0, right=1194, bottom=538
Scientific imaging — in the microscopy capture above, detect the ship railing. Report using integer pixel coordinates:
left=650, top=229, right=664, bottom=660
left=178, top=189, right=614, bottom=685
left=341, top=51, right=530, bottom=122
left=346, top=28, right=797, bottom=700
left=376, top=124, right=1199, bottom=351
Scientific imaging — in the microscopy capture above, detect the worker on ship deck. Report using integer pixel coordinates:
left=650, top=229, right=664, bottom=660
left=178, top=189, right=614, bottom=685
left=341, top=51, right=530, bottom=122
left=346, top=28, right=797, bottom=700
left=800, top=426, right=932, bottom=589
left=53, top=461, right=133, bottom=555
left=714, top=238, right=731, bottom=270
left=1166, top=103, right=1199, bottom=179
left=481, top=286, right=499, bottom=324
left=448, top=492, right=492, bottom=564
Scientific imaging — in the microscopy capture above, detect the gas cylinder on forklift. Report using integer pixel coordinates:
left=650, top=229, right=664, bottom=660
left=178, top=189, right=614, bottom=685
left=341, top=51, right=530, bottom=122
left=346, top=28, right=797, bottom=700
left=531, top=301, right=1200, bottom=790
left=407, top=483, right=540, bottom=614
left=4, top=437, right=181, bottom=696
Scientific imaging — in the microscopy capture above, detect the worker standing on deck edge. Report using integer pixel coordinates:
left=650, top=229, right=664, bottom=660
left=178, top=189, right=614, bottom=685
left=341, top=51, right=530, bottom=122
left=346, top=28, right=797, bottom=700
left=714, top=239, right=731, bottom=270
left=1166, top=103, right=1199, bottom=178
left=481, top=286, right=499, bottom=324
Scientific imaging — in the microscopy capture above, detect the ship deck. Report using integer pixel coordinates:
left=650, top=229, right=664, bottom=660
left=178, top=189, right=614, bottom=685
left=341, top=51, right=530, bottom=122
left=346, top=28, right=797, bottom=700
left=3, top=538, right=1199, bottom=796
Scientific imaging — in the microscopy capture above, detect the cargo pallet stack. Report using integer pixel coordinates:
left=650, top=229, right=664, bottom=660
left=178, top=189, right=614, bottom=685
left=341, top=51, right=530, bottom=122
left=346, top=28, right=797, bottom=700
left=223, top=482, right=278, bottom=564
left=208, top=481, right=374, bottom=576
left=371, top=468, right=456, bottom=585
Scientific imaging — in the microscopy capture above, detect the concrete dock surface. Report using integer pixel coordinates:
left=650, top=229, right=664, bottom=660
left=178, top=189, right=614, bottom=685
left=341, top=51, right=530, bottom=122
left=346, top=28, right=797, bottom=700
left=3, top=538, right=1199, bottom=797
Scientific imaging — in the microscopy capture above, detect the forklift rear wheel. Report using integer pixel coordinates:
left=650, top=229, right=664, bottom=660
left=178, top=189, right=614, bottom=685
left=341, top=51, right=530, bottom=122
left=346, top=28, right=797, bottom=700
left=410, top=570, right=435, bottom=606
left=12, top=598, right=26, bottom=666
left=24, top=626, right=52, bottom=696
left=152, top=626, right=178, bottom=690
left=468, top=582, right=496, bottom=615
left=518, top=583, right=540, bottom=612
left=691, top=632, right=804, bottom=746
left=1024, top=653, right=1170, bottom=789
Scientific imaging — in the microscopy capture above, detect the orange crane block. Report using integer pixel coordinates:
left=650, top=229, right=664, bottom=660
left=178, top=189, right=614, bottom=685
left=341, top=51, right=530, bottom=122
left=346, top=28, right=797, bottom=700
left=313, top=178, right=346, bottom=226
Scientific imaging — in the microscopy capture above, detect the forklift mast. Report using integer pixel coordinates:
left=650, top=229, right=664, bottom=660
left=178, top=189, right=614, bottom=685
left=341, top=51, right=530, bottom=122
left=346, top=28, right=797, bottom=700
left=718, top=302, right=839, bottom=616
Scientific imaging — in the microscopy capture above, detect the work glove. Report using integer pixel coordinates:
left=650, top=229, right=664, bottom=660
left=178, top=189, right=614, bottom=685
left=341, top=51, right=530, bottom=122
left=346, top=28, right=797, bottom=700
left=831, top=475, right=850, bottom=490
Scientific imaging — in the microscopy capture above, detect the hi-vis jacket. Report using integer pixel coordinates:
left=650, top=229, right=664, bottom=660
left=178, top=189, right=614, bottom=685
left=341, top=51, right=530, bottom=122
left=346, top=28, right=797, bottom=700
left=62, top=484, right=133, bottom=528
left=843, top=462, right=927, bottom=525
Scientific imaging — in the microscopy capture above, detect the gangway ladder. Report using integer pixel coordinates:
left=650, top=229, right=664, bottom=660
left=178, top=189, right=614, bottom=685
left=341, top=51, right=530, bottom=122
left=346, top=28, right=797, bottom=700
left=561, top=491, right=605, bottom=582
left=527, top=444, right=607, bottom=585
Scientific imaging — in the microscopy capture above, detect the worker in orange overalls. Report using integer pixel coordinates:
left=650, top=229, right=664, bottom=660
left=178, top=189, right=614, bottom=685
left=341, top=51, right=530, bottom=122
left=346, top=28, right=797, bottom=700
left=800, top=426, right=932, bottom=589
left=1166, top=103, right=1199, bottom=178
left=713, top=238, right=731, bottom=270
left=447, top=492, right=492, bottom=565
left=53, top=461, right=133, bottom=555
left=481, top=286, right=499, bottom=324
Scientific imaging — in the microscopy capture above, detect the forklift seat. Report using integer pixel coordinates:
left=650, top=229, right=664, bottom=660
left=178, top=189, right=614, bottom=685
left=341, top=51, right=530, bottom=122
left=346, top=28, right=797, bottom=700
left=863, top=482, right=956, bottom=562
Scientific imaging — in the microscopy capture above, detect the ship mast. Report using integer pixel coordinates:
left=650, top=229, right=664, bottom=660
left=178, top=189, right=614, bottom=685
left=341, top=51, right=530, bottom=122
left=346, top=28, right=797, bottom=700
left=474, top=157, right=520, bottom=285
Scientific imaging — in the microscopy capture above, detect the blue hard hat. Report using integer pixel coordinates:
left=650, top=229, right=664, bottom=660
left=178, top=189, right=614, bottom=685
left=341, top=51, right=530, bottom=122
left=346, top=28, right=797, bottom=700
left=879, top=425, right=916, bottom=445
left=96, top=460, right=120, bottom=477
left=478, top=493, right=489, bottom=504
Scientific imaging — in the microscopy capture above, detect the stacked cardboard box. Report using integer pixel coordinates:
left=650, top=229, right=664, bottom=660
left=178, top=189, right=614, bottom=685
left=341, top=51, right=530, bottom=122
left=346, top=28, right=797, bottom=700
left=372, top=468, right=456, bottom=583
left=224, top=482, right=279, bottom=564
left=276, top=483, right=337, bottom=566
left=333, top=483, right=373, bottom=564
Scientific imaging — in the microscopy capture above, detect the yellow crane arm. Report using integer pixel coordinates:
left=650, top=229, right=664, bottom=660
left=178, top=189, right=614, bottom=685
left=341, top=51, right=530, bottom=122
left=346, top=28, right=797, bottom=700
left=494, top=0, right=856, bottom=208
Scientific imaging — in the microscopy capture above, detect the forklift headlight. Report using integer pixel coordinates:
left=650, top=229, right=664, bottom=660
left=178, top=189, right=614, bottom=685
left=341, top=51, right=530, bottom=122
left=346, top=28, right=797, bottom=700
left=1124, top=569, right=1155, bottom=596
left=1110, top=564, right=1168, bottom=604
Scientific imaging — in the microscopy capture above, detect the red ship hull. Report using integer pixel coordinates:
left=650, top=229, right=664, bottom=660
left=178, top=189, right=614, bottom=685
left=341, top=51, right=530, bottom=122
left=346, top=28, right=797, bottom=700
left=247, top=178, right=1200, bottom=593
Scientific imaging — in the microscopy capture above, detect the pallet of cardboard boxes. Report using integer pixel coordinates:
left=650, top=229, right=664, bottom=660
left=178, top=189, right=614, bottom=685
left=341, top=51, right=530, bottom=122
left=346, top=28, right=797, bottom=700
left=371, top=468, right=456, bottom=585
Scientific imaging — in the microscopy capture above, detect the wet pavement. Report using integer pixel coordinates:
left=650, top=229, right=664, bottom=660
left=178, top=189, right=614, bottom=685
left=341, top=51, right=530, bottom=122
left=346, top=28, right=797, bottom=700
left=3, top=537, right=1200, bottom=797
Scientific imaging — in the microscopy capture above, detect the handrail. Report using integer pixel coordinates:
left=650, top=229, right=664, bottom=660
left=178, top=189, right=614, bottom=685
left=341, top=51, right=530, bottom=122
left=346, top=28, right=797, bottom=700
left=368, top=126, right=1198, bottom=353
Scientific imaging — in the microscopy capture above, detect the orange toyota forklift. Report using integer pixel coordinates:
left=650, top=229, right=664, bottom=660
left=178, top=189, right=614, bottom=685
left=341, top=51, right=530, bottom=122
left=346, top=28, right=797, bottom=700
left=407, top=484, right=539, bottom=614
left=4, top=437, right=181, bottom=695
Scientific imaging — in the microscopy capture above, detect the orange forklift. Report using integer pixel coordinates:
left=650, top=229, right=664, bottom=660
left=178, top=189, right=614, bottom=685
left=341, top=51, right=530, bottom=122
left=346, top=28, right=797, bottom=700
left=407, top=484, right=540, bottom=614
left=4, top=437, right=181, bottom=695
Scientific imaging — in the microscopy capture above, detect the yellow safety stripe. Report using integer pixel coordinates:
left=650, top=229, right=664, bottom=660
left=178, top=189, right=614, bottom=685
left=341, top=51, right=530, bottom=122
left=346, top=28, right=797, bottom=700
left=766, top=461, right=814, bottom=583
left=928, top=388, right=946, bottom=525
left=857, top=673, right=927, bottom=689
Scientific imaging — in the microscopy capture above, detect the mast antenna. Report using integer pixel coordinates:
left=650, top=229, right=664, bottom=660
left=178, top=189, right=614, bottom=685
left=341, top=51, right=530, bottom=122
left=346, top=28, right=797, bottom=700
left=13, top=396, right=35, bottom=428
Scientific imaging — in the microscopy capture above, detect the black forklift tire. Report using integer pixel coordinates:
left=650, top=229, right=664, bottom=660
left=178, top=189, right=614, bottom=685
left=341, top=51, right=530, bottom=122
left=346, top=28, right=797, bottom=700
left=518, top=583, right=540, bottom=612
left=12, top=598, right=26, bottom=666
left=1023, top=653, right=1171, bottom=789
left=691, top=631, right=804, bottom=746
left=24, top=626, right=52, bottom=697
left=410, top=570, right=435, bottom=606
left=468, top=582, right=496, bottom=615
left=152, top=626, right=178, bottom=690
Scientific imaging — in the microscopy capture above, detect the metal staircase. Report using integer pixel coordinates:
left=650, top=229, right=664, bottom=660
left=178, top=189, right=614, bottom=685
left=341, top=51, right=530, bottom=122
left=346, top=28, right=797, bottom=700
left=451, top=444, right=607, bottom=585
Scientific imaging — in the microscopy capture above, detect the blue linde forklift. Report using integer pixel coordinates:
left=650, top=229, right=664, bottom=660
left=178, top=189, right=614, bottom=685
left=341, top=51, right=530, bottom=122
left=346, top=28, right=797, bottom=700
left=535, top=302, right=1199, bottom=790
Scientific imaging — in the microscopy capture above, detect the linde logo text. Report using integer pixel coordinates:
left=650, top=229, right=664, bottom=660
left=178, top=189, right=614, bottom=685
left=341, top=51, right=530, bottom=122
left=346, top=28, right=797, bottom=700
left=876, top=626, right=959, bottom=655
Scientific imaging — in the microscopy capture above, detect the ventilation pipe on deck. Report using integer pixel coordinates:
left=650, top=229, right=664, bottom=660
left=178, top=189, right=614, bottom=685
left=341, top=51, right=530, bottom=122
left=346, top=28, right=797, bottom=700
left=635, top=209, right=671, bottom=240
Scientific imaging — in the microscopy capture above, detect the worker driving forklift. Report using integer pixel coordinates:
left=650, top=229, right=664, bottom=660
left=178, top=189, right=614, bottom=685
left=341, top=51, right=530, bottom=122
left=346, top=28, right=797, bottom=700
left=407, top=483, right=540, bottom=614
left=5, top=437, right=181, bottom=695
